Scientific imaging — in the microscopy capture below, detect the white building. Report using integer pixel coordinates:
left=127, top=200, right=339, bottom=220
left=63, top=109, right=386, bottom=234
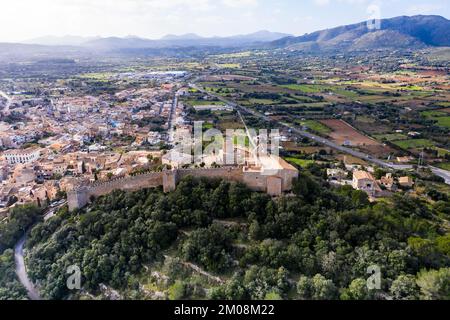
left=193, top=104, right=234, bottom=112
left=147, top=131, right=162, bottom=145
left=4, top=148, right=40, bottom=165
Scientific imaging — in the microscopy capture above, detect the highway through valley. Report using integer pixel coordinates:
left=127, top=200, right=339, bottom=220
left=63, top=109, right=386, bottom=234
left=190, top=83, right=450, bottom=184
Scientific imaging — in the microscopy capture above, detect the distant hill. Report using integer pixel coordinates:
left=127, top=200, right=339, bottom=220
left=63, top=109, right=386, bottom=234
left=83, top=30, right=292, bottom=50
left=0, top=42, right=89, bottom=61
left=271, top=15, right=450, bottom=51
left=160, top=33, right=204, bottom=41
left=23, top=35, right=100, bottom=46
left=83, top=37, right=158, bottom=50
left=229, top=30, right=292, bottom=42
left=8, top=16, right=450, bottom=55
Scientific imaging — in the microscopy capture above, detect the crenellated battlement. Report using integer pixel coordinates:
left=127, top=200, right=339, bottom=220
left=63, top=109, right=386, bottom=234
left=67, top=166, right=298, bottom=211
left=68, top=171, right=164, bottom=211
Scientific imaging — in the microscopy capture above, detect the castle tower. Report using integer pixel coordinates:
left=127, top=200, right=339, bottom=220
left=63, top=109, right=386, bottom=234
left=67, top=187, right=89, bottom=211
left=163, top=170, right=178, bottom=193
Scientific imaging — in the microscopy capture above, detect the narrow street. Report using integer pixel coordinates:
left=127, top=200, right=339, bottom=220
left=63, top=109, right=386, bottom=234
left=167, top=93, right=178, bottom=145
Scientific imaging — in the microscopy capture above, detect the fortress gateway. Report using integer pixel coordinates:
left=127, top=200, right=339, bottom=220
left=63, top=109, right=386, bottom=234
left=67, top=156, right=299, bottom=211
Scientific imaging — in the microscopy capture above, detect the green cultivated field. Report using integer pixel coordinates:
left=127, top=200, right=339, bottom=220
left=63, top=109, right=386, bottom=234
left=285, top=158, right=314, bottom=167
left=422, top=111, right=447, bottom=117
left=436, top=148, right=450, bottom=157
left=299, top=120, right=331, bottom=134
left=280, top=84, right=359, bottom=99
left=393, top=139, right=436, bottom=150
left=421, top=110, right=450, bottom=128
left=437, top=162, right=450, bottom=170
left=374, top=133, right=408, bottom=141
left=248, top=98, right=277, bottom=105
left=435, top=117, right=450, bottom=128
left=185, top=100, right=226, bottom=106
left=281, top=84, right=322, bottom=93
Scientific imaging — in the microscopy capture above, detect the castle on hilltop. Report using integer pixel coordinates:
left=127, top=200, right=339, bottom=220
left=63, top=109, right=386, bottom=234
left=67, top=157, right=299, bottom=211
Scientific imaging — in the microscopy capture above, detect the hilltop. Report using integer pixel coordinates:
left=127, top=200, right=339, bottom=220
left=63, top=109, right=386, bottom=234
left=271, top=15, right=450, bottom=51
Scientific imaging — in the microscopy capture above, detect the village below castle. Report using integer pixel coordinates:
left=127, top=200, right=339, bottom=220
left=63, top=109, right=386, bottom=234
left=1, top=70, right=301, bottom=215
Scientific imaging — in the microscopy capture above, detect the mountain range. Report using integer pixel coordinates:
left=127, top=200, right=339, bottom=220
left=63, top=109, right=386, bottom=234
left=1, top=15, right=449, bottom=59
left=271, top=15, right=450, bottom=51
left=23, top=30, right=292, bottom=49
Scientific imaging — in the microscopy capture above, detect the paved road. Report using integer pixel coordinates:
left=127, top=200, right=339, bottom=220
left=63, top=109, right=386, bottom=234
left=14, top=201, right=66, bottom=300
left=430, top=166, right=450, bottom=184
left=14, top=235, right=41, bottom=300
left=167, top=94, right=178, bottom=145
left=190, top=83, right=450, bottom=184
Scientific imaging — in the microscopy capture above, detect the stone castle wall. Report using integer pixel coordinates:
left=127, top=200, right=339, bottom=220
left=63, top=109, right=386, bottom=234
left=88, top=172, right=163, bottom=196
left=68, top=172, right=163, bottom=211
left=68, top=167, right=297, bottom=211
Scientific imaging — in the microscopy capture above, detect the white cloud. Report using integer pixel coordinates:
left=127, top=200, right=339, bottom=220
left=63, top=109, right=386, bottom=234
left=222, top=0, right=259, bottom=8
left=0, top=0, right=447, bottom=42
left=314, top=0, right=373, bottom=6
left=314, top=0, right=330, bottom=5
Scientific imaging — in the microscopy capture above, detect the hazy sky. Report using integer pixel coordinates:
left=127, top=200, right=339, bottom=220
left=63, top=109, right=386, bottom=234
left=0, top=0, right=449, bottom=42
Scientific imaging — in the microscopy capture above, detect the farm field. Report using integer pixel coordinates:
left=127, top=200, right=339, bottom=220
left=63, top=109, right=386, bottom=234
left=244, top=98, right=278, bottom=105
left=284, top=157, right=315, bottom=167
left=187, top=48, right=448, bottom=165
left=373, top=133, right=408, bottom=141
left=336, top=154, right=369, bottom=166
left=280, top=84, right=325, bottom=93
left=217, top=120, right=245, bottom=131
left=280, top=84, right=360, bottom=99
left=436, top=148, right=450, bottom=157
left=435, top=117, right=450, bottom=128
left=281, top=142, right=332, bottom=154
left=202, top=74, right=255, bottom=81
left=320, top=119, right=395, bottom=157
left=437, top=162, right=450, bottom=170
left=184, top=100, right=226, bottom=106
left=422, top=110, right=450, bottom=128
left=392, top=139, right=436, bottom=150
left=216, top=63, right=241, bottom=69
left=320, top=119, right=382, bottom=146
left=299, top=120, right=331, bottom=135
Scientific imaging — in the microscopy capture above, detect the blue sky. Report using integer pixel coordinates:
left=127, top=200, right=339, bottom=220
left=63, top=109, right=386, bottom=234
left=0, top=0, right=449, bottom=42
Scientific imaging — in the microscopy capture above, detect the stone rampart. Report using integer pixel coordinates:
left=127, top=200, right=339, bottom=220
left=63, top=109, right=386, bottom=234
left=68, top=167, right=297, bottom=211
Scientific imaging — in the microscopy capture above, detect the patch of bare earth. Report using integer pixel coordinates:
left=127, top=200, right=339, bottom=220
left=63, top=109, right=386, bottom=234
left=320, top=119, right=393, bottom=157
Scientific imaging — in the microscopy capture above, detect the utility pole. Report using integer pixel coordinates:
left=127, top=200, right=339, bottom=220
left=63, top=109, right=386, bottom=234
left=418, top=148, right=425, bottom=172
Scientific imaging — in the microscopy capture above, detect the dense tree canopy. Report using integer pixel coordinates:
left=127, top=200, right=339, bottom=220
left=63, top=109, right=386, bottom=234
left=0, top=205, right=42, bottom=253
left=0, top=249, right=28, bottom=300
left=21, top=170, right=450, bottom=300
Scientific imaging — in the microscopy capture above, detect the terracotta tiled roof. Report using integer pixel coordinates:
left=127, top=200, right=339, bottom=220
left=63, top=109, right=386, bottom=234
left=353, top=170, right=375, bottom=181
